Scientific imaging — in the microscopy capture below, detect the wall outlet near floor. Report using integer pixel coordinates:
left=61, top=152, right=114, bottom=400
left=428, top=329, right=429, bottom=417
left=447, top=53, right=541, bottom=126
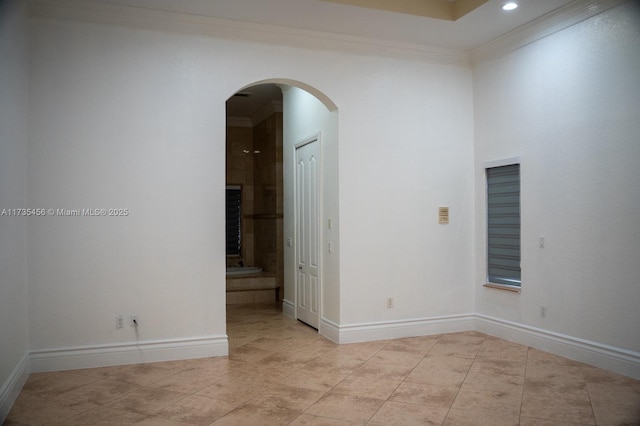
left=386, top=297, right=394, bottom=308
left=116, top=314, right=124, bottom=329
left=540, top=306, right=548, bottom=318
left=129, top=315, right=139, bottom=327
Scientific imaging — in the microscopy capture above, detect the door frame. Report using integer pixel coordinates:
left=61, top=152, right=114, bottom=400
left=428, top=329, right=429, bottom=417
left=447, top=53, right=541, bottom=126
left=293, top=133, right=322, bottom=328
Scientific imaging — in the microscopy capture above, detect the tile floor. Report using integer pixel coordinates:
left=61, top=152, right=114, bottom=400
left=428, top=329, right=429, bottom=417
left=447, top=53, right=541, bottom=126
left=5, top=304, right=640, bottom=425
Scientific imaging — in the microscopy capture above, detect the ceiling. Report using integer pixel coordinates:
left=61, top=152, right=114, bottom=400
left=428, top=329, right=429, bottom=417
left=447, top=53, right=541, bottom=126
left=96, top=0, right=576, bottom=51
left=227, top=84, right=283, bottom=122
left=87, top=0, right=579, bottom=119
left=319, top=0, right=491, bottom=21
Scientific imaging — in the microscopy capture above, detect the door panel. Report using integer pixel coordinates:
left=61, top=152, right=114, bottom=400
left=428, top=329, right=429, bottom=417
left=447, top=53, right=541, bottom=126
left=295, top=139, right=319, bottom=329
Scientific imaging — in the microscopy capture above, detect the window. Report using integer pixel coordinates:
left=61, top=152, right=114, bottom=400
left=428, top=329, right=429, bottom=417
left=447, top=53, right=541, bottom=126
left=486, top=163, right=521, bottom=287
left=226, top=186, right=242, bottom=256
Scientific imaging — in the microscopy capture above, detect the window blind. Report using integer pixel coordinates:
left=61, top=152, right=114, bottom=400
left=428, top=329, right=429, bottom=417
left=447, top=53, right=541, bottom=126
left=487, top=164, right=521, bottom=286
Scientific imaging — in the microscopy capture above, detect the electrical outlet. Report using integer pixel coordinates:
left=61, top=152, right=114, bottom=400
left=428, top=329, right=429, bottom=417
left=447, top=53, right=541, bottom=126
left=386, top=297, right=394, bottom=308
left=129, top=315, right=139, bottom=327
left=540, top=306, right=547, bottom=318
left=116, top=314, right=124, bottom=329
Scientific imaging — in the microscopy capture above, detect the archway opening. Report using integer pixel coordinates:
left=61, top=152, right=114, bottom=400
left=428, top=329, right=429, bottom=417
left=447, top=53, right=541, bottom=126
left=224, top=80, right=340, bottom=342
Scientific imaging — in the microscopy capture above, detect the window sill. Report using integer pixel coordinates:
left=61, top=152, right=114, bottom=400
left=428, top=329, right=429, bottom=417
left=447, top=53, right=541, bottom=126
left=483, top=283, right=521, bottom=293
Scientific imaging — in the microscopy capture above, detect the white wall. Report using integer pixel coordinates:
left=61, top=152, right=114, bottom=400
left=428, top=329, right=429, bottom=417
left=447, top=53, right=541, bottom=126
left=474, top=2, right=640, bottom=355
left=27, top=20, right=230, bottom=360
left=282, top=86, right=340, bottom=326
left=337, top=57, right=475, bottom=325
left=0, top=0, right=30, bottom=419
left=6, top=0, right=639, bottom=389
left=26, top=13, right=475, bottom=361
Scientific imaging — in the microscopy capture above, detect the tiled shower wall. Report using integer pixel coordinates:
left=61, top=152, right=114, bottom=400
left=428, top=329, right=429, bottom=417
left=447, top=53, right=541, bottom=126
left=226, top=125, right=255, bottom=267
left=225, top=112, right=284, bottom=293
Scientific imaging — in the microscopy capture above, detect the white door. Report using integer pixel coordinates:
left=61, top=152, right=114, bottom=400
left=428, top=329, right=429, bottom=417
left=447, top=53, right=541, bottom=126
left=295, top=138, right=320, bottom=329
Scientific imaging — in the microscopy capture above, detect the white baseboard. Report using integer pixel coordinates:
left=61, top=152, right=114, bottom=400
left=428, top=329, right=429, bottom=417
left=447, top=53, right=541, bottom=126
left=336, top=314, right=476, bottom=344
left=319, top=317, right=340, bottom=343
left=326, top=313, right=639, bottom=378
left=475, top=314, right=640, bottom=379
left=282, top=298, right=295, bottom=320
left=0, top=352, right=30, bottom=423
left=29, top=335, right=229, bottom=373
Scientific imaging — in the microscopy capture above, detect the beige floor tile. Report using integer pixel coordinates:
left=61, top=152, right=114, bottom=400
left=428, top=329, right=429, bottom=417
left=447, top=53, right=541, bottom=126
left=21, top=371, right=100, bottom=398
left=280, top=369, right=347, bottom=392
left=332, top=376, right=402, bottom=400
left=227, top=344, right=275, bottom=363
left=582, top=364, right=640, bottom=387
left=195, top=376, right=276, bottom=405
left=451, top=387, right=521, bottom=415
left=331, top=341, right=387, bottom=359
left=418, top=354, right=475, bottom=371
left=461, top=370, right=524, bottom=393
left=131, top=417, right=194, bottom=425
left=2, top=420, right=29, bottom=426
left=304, top=353, right=367, bottom=375
left=288, top=413, right=362, bottom=425
left=367, top=349, right=425, bottom=369
left=247, top=336, right=297, bottom=351
left=428, top=341, right=482, bottom=358
left=526, top=348, right=584, bottom=367
left=7, top=304, right=640, bottom=426
left=443, top=407, right=520, bottom=426
left=350, top=359, right=413, bottom=381
left=383, top=335, right=439, bottom=353
left=405, top=367, right=469, bottom=387
left=210, top=403, right=301, bottom=425
left=591, top=400, right=640, bottom=425
left=476, top=337, right=528, bottom=360
left=77, top=363, right=184, bottom=387
left=367, top=400, right=449, bottom=425
left=468, top=357, right=526, bottom=377
left=148, top=368, right=222, bottom=394
left=156, top=394, right=237, bottom=425
left=54, top=378, right=144, bottom=407
left=518, top=417, right=585, bottom=425
left=5, top=392, right=91, bottom=426
left=389, top=381, right=458, bottom=407
left=54, top=405, right=147, bottom=425
left=220, top=360, right=295, bottom=380
left=305, top=392, right=384, bottom=423
left=587, top=381, right=640, bottom=407
left=520, top=394, right=596, bottom=424
left=406, top=355, right=473, bottom=387
left=260, top=350, right=322, bottom=369
left=248, top=383, right=325, bottom=412
left=106, top=387, right=190, bottom=416
left=437, top=331, right=485, bottom=345
left=524, top=376, right=590, bottom=401
left=171, top=357, right=242, bottom=377
left=525, top=362, right=585, bottom=382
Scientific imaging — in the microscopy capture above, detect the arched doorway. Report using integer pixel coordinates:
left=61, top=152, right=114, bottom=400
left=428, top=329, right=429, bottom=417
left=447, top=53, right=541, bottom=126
left=224, top=80, right=340, bottom=341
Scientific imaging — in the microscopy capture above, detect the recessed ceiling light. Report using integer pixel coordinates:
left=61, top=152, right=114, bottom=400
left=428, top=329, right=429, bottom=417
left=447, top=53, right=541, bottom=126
left=502, top=2, right=518, bottom=11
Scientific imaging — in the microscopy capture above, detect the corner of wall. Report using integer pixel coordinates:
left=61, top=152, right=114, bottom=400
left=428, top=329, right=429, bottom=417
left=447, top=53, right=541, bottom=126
left=0, top=354, right=30, bottom=422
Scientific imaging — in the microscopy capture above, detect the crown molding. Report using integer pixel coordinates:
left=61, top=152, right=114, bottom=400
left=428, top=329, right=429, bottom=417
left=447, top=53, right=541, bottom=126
left=472, top=0, right=629, bottom=64
left=27, top=0, right=625, bottom=70
left=28, top=0, right=470, bottom=67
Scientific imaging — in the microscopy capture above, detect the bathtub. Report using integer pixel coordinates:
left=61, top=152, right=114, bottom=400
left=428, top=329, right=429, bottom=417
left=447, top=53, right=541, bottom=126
left=226, top=266, right=263, bottom=277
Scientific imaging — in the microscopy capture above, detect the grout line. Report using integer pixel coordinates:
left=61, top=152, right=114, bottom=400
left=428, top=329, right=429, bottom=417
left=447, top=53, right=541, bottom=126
left=518, top=346, right=530, bottom=425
